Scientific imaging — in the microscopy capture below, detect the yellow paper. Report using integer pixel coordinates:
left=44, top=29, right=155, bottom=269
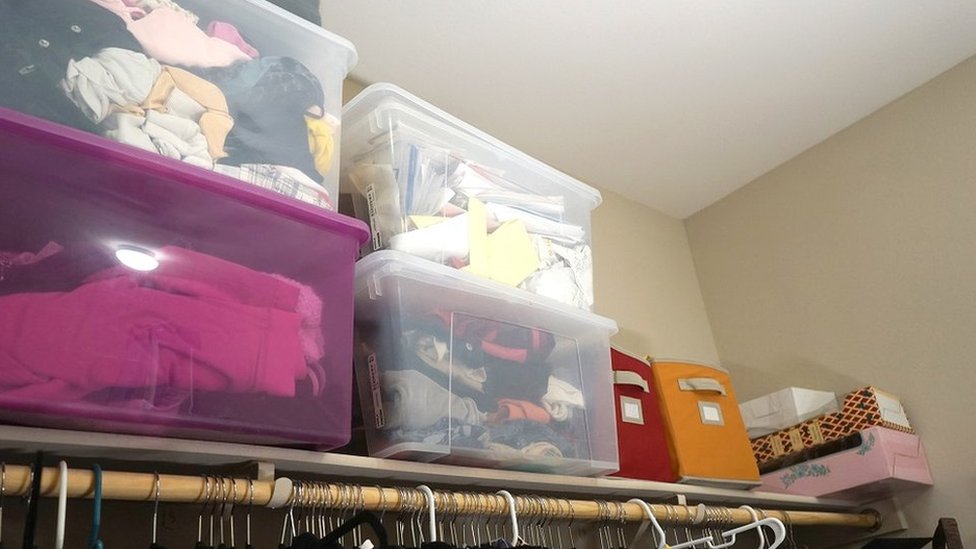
left=409, top=215, right=448, bottom=230
left=464, top=197, right=490, bottom=276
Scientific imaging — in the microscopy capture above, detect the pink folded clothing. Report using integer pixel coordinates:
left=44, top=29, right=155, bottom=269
left=0, top=244, right=323, bottom=402
left=207, top=21, right=260, bottom=59
left=0, top=275, right=306, bottom=399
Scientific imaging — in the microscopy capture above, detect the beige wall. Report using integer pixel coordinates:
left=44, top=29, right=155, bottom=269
left=342, top=77, right=366, bottom=105
left=593, top=189, right=719, bottom=363
left=686, top=55, right=976, bottom=545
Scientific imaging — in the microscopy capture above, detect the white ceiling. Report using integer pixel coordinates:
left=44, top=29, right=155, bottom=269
left=321, top=1, right=976, bottom=218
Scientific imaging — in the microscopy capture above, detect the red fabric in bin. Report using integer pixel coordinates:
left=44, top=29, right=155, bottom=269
left=610, top=348, right=676, bottom=482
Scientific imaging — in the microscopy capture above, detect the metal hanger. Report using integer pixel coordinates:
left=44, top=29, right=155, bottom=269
left=216, top=477, right=232, bottom=549
left=393, top=487, right=406, bottom=547
left=150, top=472, right=163, bottom=549
left=197, top=475, right=214, bottom=549
left=0, top=461, right=5, bottom=549
left=245, top=479, right=254, bottom=549
left=565, top=498, right=577, bottom=549
left=280, top=480, right=300, bottom=548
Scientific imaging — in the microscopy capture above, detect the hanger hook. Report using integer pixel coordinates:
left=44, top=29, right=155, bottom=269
left=495, top=490, right=519, bottom=546
left=54, top=461, right=69, bottom=549
left=198, top=475, right=211, bottom=543
left=417, top=485, right=437, bottom=543
left=151, top=472, right=161, bottom=547
left=229, top=477, right=238, bottom=549
left=627, top=498, right=665, bottom=549
left=0, top=461, right=5, bottom=545
left=89, top=464, right=104, bottom=549
left=246, top=478, right=254, bottom=548
left=218, top=476, right=229, bottom=547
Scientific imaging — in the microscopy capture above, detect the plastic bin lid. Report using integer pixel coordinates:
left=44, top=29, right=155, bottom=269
left=355, top=250, right=618, bottom=335
left=253, top=1, right=358, bottom=69
left=343, top=83, right=602, bottom=209
left=0, top=108, right=370, bottom=245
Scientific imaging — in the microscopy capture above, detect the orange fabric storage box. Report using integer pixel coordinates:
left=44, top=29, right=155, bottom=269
left=650, top=359, right=760, bottom=489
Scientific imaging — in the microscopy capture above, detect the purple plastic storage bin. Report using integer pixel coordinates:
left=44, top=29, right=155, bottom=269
left=0, top=108, right=369, bottom=447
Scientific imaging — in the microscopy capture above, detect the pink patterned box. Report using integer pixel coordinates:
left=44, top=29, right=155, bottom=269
left=758, top=426, right=933, bottom=500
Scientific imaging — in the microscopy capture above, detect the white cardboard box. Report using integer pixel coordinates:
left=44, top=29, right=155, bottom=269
left=740, top=387, right=839, bottom=439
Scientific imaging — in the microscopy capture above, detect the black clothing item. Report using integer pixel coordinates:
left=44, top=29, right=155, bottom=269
left=266, top=0, right=322, bottom=26
left=0, top=0, right=143, bottom=132
left=488, top=419, right=575, bottom=457
left=483, top=359, right=552, bottom=404
left=861, top=518, right=962, bottom=549
left=195, top=57, right=324, bottom=180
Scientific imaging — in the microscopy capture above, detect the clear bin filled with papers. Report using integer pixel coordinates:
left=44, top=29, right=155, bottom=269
left=342, top=84, right=601, bottom=311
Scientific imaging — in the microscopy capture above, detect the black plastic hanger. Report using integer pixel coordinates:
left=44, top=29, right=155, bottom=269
left=319, top=511, right=388, bottom=549
left=21, top=452, right=42, bottom=549
left=88, top=465, right=104, bottom=549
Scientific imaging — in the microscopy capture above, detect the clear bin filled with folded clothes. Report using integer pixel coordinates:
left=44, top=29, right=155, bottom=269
left=342, top=84, right=601, bottom=311
left=0, top=108, right=369, bottom=446
left=353, top=251, right=619, bottom=475
left=0, top=0, right=354, bottom=209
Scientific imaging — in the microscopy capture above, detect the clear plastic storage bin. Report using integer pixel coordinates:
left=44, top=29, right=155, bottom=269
left=0, top=108, right=369, bottom=447
left=353, top=251, right=619, bottom=475
left=0, top=0, right=355, bottom=209
left=342, top=84, right=601, bottom=311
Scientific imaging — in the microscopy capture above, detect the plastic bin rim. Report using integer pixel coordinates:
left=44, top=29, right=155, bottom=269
left=252, top=0, right=358, bottom=69
left=355, top=250, right=618, bottom=334
left=343, top=83, right=602, bottom=209
left=0, top=108, right=369, bottom=245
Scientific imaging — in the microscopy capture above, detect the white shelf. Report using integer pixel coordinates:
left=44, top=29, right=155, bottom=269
left=0, top=426, right=856, bottom=510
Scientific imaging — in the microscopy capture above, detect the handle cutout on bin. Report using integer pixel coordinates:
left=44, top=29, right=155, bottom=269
left=613, top=371, right=649, bottom=392
left=678, top=377, right=727, bottom=395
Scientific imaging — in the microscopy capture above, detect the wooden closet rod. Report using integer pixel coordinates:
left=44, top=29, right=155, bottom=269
left=0, top=464, right=879, bottom=530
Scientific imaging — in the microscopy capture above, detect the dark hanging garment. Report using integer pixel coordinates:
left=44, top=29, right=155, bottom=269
left=861, top=518, right=965, bottom=549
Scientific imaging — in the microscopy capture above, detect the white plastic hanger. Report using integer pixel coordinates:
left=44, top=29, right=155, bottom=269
left=417, top=485, right=437, bottom=543
left=627, top=499, right=667, bottom=549
left=739, top=506, right=767, bottom=549
left=495, top=490, right=520, bottom=546
left=670, top=516, right=786, bottom=549
left=55, top=460, right=68, bottom=549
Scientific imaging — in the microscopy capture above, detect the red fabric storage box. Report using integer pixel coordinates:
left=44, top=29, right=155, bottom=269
left=609, top=348, right=675, bottom=482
